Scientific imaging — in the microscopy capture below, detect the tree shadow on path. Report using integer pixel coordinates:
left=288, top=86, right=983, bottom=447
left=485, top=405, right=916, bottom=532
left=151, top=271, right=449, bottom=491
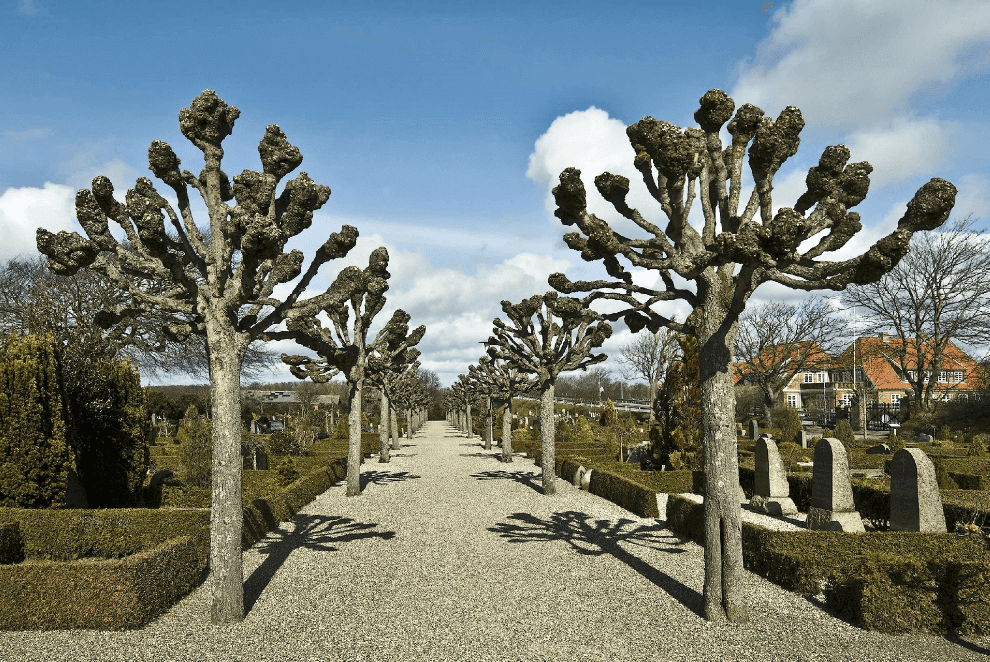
left=244, top=514, right=396, bottom=613
left=489, top=510, right=703, bottom=617
left=471, top=469, right=543, bottom=494
left=460, top=451, right=503, bottom=460
left=360, top=470, right=421, bottom=491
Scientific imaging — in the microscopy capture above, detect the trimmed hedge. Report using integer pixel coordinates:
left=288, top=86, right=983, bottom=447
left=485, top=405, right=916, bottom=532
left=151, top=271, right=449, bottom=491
left=0, top=449, right=350, bottom=630
left=0, top=535, right=201, bottom=630
left=665, top=494, right=990, bottom=634
left=554, top=456, right=659, bottom=518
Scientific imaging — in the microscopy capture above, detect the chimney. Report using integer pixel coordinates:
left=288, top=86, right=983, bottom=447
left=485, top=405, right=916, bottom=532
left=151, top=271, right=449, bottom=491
left=879, top=332, right=890, bottom=343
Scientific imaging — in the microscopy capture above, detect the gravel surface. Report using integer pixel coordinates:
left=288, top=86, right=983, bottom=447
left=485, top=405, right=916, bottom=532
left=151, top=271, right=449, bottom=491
left=2, top=421, right=989, bottom=661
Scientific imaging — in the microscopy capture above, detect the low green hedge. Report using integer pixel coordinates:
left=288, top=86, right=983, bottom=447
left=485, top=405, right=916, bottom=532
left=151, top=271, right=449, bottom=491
left=0, top=535, right=202, bottom=630
left=554, top=456, right=659, bottom=518
left=664, top=494, right=990, bottom=634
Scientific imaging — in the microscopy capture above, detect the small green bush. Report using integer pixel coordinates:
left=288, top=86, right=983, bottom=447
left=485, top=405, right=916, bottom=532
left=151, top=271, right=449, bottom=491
left=600, top=398, right=617, bottom=427
left=772, top=407, right=802, bottom=445
left=266, top=430, right=303, bottom=456
left=834, top=420, right=855, bottom=447
left=176, top=405, right=211, bottom=488
left=967, top=434, right=989, bottom=458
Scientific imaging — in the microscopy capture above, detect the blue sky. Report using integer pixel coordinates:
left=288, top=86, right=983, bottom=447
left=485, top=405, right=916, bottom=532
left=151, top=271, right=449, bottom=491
left=2, top=0, right=989, bottom=389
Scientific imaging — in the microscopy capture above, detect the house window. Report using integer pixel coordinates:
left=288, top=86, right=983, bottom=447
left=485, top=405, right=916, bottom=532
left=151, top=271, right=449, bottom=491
left=938, top=371, right=948, bottom=383
left=816, top=372, right=827, bottom=383
left=890, top=394, right=901, bottom=410
left=840, top=393, right=853, bottom=407
left=901, top=371, right=909, bottom=382
left=803, top=373, right=814, bottom=383
left=786, top=394, right=798, bottom=408
left=954, top=370, right=964, bottom=383
left=908, top=370, right=915, bottom=381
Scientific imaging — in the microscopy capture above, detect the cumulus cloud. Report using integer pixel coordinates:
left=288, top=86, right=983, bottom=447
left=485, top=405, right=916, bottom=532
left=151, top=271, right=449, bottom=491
left=732, top=0, right=990, bottom=131
left=952, top=174, right=990, bottom=221
left=526, top=106, right=667, bottom=233
left=843, top=117, right=960, bottom=188
left=0, top=182, right=76, bottom=261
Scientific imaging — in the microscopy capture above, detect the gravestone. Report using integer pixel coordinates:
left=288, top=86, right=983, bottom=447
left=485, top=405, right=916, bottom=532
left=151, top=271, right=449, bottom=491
left=751, top=435, right=797, bottom=516
left=797, top=430, right=808, bottom=449
left=866, top=443, right=891, bottom=455
left=806, top=437, right=865, bottom=532
left=255, top=446, right=269, bottom=471
left=749, top=419, right=759, bottom=440
left=626, top=442, right=648, bottom=464
left=889, top=448, right=946, bottom=532
left=580, top=468, right=592, bottom=490
left=573, top=466, right=586, bottom=488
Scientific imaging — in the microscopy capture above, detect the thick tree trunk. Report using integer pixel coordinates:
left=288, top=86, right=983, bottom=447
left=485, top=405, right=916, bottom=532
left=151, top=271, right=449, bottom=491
left=502, top=402, right=513, bottom=463
left=390, top=407, right=400, bottom=449
left=406, top=410, right=412, bottom=440
left=205, top=325, right=247, bottom=625
left=697, top=321, right=748, bottom=624
left=484, top=396, right=493, bottom=450
left=465, top=402, right=472, bottom=438
left=540, top=382, right=556, bottom=495
left=346, top=376, right=363, bottom=497
left=378, top=390, right=390, bottom=463
left=649, top=380, right=658, bottom=423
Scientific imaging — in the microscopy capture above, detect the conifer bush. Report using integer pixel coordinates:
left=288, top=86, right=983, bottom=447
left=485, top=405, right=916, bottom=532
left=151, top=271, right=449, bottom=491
left=572, top=415, right=594, bottom=445
left=772, top=406, right=802, bottom=445
left=0, top=333, right=72, bottom=508
left=600, top=398, right=617, bottom=427
left=176, top=404, right=211, bottom=488
left=834, top=420, right=855, bottom=447
left=65, top=357, right=150, bottom=507
left=968, top=434, right=989, bottom=458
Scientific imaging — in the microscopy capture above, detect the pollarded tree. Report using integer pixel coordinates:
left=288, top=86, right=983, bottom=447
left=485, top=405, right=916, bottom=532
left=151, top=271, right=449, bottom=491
left=367, top=349, right=422, bottom=461
left=547, top=88, right=956, bottom=622
left=734, top=297, right=845, bottom=425
left=486, top=292, right=611, bottom=494
left=0, top=332, right=73, bottom=508
left=278, top=251, right=425, bottom=496
left=35, top=90, right=361, bottom=624
left=468, top=355, right=537, bottom=462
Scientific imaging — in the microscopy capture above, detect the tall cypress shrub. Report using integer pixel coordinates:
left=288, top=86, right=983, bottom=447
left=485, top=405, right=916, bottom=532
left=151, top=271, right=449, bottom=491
left=0, top=333, right=73, bottom=508
left=65, top=356, right=150, bottom=507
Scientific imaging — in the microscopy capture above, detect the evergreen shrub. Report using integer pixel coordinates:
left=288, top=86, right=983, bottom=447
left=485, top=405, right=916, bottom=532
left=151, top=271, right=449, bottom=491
left=834, top=420, right=855, bottom=447
left=0, top=333, right=73, bottom=508
left=175, top=405, right=211, bottom=488
left=772, top=406, right=802, bottom=445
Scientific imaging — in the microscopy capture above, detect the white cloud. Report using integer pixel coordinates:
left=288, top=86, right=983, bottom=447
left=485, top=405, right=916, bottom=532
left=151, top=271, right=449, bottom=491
left=526, top=106, right=665, bottom=232
left=732, top=0, right=990, bottom=131
left=952, top=174, right=990, bottom=221
left=0, top=182, right=76, bottom=261
left=843, top=117, right=960, bottom=188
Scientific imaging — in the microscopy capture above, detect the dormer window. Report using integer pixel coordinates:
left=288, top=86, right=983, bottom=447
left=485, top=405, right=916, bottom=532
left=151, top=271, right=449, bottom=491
left=803, top=373, right=814, bottom=383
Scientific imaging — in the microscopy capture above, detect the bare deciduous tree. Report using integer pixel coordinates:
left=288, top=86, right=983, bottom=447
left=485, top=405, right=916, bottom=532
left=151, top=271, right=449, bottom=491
left=734, top=297, right=846, bottom=424
left=843, top=215, right=990, bottom=412
left=547, top=88, right=956, bottom=622
left=616, top=325, right=680, bottom=421
left=486, top=292, right=611, bottom=494
left=36, top=90, right=361, bottom=624
left=468, top=355, right=537, bottom=462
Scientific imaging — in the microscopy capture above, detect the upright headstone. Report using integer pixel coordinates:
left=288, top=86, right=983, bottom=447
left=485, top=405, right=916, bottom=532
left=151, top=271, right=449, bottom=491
left=889, top=448, right=947, bottom=532
left=573, top=466, right=586, bottom=488
left=255, top=446, right=269, bottom=471
left=806, top=438, right=865, bottom=532
left=751, top=434, right=797, bottom=516
left=749, top=419, right=759, bottom=440
left=797, top=430, right=808, bottom=449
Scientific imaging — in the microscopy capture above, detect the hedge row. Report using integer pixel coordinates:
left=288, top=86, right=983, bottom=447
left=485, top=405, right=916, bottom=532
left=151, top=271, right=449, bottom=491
left=0, top=536, right=201, bottom=630
left=665, top=494, right=990, bottom=635
left=0, top=450, right=351, bottom=630
left=0, top=521, right=24, bottom=564
left=554, top=456, right=660, bottom=518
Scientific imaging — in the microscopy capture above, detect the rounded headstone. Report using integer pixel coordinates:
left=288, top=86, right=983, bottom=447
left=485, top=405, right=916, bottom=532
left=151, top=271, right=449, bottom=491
left=890, top=448, right=947, bottom=532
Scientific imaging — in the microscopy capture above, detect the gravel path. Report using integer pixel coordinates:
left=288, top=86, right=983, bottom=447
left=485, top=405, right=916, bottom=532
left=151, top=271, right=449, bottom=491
left=2, top=421, right=989, bottom=661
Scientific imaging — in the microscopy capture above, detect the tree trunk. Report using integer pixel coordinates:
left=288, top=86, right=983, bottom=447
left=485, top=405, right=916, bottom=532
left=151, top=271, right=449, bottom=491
left=697, top=319, right=748, bottom=624
left=205, top=324, right=247, bottom=625
left=484, top=395, right=493, bottom=450
left=378, top=390, right=390, bottom=463
left=540, top=381, right=556, bottom=495
left=406, top=409, right=412, bottom=440
left=502, top=401, right=513, bottom=463
left=390, top=406, right=400, bottom=449
left=648, top=379, right=658, bottom=423
left=346, top=374, right=363, bottom=497
left=465, top=402, right=472, bottom=438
